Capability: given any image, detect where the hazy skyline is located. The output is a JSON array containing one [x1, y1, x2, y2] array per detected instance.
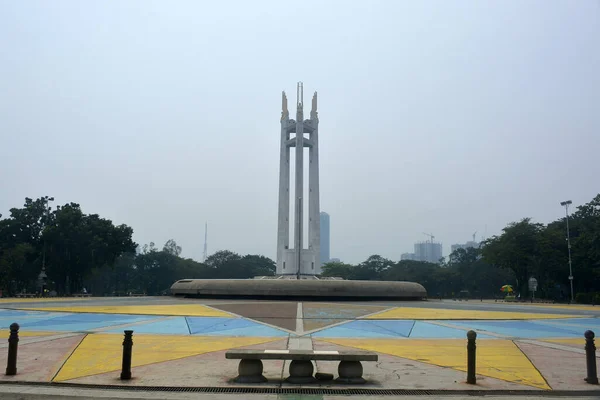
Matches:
[[1, 1, 599, 264]]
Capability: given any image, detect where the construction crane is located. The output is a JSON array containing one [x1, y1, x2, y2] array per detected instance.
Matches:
[[422, 232, 435, 263], [422, 232, 435, 243]]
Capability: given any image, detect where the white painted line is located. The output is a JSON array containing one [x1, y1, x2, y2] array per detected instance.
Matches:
[[313, 350, 338, 354], [265, 349, 289, 354], [296, 302, 304, 334], [518, 339, 587, 355], [91, 315, 177, 333], [425, 320, 510, 339], [287, 337, 313, 350]]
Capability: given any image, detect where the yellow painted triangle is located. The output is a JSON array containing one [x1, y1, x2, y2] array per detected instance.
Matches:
[[321, 338, 550, 390], [54, 333, 278, 381], [366, 307, 579, 320], [21, 304, 232, 317], [0, 297, 93, 303]]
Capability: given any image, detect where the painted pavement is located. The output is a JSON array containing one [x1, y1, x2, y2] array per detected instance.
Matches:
[[0, 298, 598, 391]]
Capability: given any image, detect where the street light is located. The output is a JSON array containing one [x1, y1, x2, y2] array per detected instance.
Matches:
[[560, 200, 573, 303], [41, 197, 54, 272], [37, 268, 48, 296]]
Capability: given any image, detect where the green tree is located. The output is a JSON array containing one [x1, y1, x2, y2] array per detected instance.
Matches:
[[134, 250, 181, 295], [569, 195, 600, 293], [352, 255, 393, 280], [44, 203, 136, 294], [481, 218, 544, 297], [241, 254, 276, 277], [205, 250, 242, 277], [0, 243, 36, 293], [163, 239, 182, 257], [321, 262, 355, 279], [0, 196, 55, 293]]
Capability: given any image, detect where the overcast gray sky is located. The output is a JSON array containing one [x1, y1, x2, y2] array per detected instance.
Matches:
[[1, 0, 599, 264]]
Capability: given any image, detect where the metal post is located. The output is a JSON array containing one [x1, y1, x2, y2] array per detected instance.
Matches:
[[41, 197, 54, 274], [467, 330, 477, 384], [585, 330, 598, 384], [561, 201, 574, 303], [120, 330, 133, 380], [566, 211, 574, 304], [6, 323, 19, 376]]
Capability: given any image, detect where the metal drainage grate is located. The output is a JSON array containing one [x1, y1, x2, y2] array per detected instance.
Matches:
[[0, 381, 599, 396]]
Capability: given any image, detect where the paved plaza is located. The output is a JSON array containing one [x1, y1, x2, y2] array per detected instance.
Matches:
[[0, 296, 599, 396]]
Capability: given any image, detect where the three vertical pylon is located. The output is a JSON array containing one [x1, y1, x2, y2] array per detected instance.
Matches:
[[276, 83, 320, 277]]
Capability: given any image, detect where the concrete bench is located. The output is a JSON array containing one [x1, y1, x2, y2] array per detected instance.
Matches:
[[226, 349, 378, 384], [15, 294, 37, 298]]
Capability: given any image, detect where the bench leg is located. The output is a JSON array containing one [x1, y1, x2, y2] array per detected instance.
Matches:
[[285, 360, 317, 384], [336, 361, 366, 384], [234, 359, 267, 383]]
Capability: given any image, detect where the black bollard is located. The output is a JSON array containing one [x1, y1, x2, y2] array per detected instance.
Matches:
[[6, 323, 20, 376], [467, 330, 477, 384], [120, 330, 133, 380], [584, 330, 598, 384]]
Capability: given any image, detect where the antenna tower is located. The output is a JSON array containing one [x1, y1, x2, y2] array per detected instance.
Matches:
[[203, 222, 208, 262]]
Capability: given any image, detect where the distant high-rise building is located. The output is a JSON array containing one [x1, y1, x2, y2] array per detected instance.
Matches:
[[450, 241, 479, 253], [320, 212, 330, 265], [414, 241, 443, 264], [401, 253, 416, 261]]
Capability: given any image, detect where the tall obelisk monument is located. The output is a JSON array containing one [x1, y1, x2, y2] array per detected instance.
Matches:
[[276, 83, 320, 277]]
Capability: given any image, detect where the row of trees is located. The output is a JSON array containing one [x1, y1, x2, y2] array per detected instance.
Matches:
[[0, 197, 276, 296], [321, 249, 515, 299], [482, 194, 600, 300], [1, 194, 599, 300], [0, 197, 136, 295], [85, 245, 276, 296], [322, 194, 600, 301]]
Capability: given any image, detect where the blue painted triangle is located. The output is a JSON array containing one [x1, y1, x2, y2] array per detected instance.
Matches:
[[0, 311, 68, 329], [533, 318, 600, 331], [333, 320, 407, 337], [20, 313, 158, 332], [105, 317, 190, 335], [367, 320, 415, 337], [187, 317, 287, 336], [191, 323, 288, 337], [450, 320, 580, 338], [187, 317, 255, 334], [408, 322, 489, 339], [312, 325, 400, 338]]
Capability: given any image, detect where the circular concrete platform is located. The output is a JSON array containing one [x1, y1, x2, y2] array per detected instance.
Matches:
[[169, 279, 427, 300]]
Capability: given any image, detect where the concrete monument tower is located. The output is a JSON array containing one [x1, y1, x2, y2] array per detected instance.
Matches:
[[276, 83, 320, 277]]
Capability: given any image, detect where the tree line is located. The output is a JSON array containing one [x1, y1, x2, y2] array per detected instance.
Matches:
[[323, 194, 600, 302], [1, 194, 599, 301], [0, 197, 275, 296], [321, 250, 515, 299]]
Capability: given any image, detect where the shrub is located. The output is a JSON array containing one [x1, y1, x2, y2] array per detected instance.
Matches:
[[576, 292, 600, 304]]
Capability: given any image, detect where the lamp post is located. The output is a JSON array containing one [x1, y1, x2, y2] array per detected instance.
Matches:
[[560, 200, 574, 304], [40, 197, 53, 297], [41, 197, 54, 273], [38, 268, 48, 296]]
